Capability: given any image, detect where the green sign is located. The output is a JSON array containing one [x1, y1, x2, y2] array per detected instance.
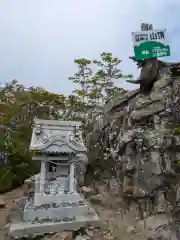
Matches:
[[131, 29, 170, 60]]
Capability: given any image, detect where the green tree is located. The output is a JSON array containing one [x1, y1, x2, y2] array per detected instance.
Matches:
[[0, 80, 67, 192], [92, 52, 132, 103], [68, 53, 132, 139], [69, 58, 93, 114], [69, 52, 132, 119]]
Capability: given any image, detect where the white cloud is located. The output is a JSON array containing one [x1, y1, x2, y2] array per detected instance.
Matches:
[[0, 0, 179, 94]]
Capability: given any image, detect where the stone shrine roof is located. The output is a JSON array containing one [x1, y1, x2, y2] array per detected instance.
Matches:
[[29, 118, 87, 153]]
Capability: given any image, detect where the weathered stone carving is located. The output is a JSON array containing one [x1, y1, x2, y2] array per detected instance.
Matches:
[[126, 56, 180, 94], [73, 153, 88, 186]]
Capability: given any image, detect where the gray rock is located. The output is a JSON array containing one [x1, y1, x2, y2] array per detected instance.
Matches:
[[130, 101, 165, 119], [85, 229, 94, 237], [86, 72, 180, 235]]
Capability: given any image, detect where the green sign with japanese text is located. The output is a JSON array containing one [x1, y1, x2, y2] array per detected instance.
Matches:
[[131, 29, 170, 60]]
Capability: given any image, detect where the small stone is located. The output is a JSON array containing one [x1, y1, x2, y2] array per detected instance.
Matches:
[[81, 186, 94, 198], [81, 186, 93, 193], [0, 198, 6, 208], [126, 226, 137, 234], [4, 223, 10, 229], [86, 229, 94, 237], [83, 235, 91, 240], [75, 235, 87, 240]]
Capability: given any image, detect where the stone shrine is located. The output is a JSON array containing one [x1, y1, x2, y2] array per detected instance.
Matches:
[[9, 118, 99, 238]]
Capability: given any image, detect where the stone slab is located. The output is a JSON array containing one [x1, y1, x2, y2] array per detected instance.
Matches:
[[23, 204, 89, 221], [34, 192, 85, 205], [9, 212, 99, 238]]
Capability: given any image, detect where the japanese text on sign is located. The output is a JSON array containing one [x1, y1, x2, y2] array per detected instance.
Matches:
[[134, 31, 165, 42]]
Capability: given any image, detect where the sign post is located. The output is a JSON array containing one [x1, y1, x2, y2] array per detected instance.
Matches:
[[131, 23, 170, 60]]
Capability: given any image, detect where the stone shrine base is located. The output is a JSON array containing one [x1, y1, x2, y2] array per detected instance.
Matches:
[[23, 193, 91, 222], [8, 196, 99, 239], [9, 211, 99, 239]]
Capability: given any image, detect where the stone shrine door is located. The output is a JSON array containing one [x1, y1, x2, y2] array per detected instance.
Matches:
[[44, 161, 69, 194]]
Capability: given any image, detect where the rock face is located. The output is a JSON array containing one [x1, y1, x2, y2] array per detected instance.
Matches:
[[86, 66, 180, 238]]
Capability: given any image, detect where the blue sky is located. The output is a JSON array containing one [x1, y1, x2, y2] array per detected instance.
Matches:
[[0, 0, 180, 95]]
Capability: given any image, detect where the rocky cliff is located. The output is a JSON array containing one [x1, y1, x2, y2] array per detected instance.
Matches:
[[86, 63, 180, 239]]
